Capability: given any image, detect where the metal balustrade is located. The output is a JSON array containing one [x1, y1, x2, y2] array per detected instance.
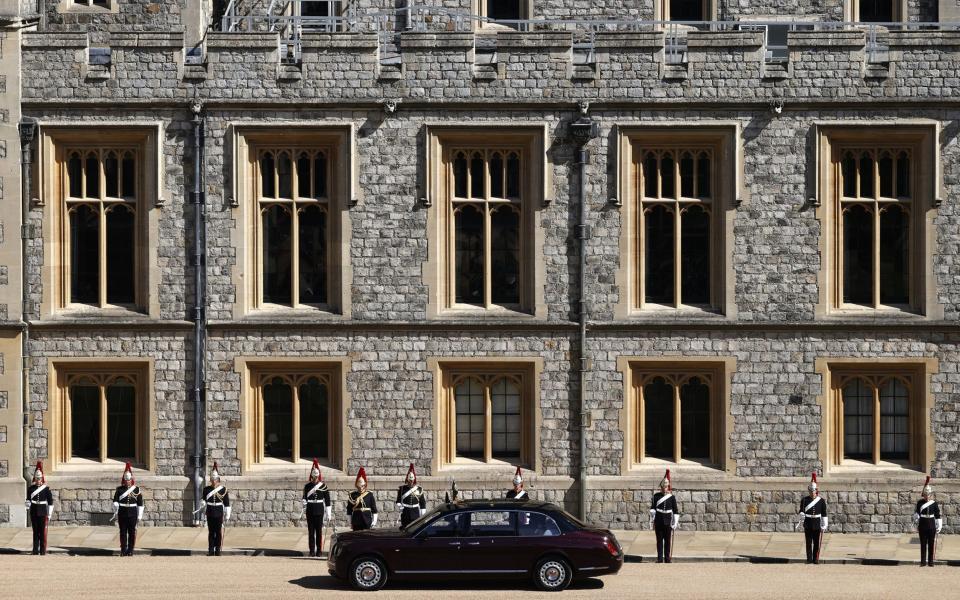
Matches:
[[219, 1, 960, 67]]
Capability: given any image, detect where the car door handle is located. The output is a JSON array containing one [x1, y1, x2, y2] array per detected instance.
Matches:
[[448, 542, 461, 546], [466, 542, 481, 546]]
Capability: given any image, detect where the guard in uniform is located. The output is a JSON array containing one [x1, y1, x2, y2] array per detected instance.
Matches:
[[112, 462, 144, 556], [396, 463, 426, 528], [202, 462, 232, 556], [302, 459, 331, 557], [346, 467, 378, 531], [505, 467, 529, 500], [913, 475, 943, 567], [649, 469, 679, 564], [25, 462, 54, 555], [796, 472, 828, 564]]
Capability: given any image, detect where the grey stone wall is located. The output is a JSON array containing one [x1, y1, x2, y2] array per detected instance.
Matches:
[[43, 0, 186, 32]]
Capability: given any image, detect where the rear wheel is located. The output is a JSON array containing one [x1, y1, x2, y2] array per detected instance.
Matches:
[[349, 556, 388, 591], [533, 556, 572, 591]]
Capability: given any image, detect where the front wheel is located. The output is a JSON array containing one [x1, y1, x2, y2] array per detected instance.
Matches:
[[349, 557, 388, 591], [533, 556, 572, 591]]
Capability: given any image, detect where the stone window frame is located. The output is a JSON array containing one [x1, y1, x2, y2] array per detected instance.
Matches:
[[814, 124, 941, 319], [617, 356, 735, 474], [845, 0, 907, 23], [59, 0, 118, 13], [655, 0, 718, 21], [37, 125, 163, 319], [45, 359, 155, 474], [232, 125, 357, 319], [429, 357, 543, 474], [474, 0, 533, 26], [235, 357, 352, 474], [815, 357, 936, 474], [423, 125, 550, 320], [615, 124, 739, 319]]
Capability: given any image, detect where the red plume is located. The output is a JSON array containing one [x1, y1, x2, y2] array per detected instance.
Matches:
[[406, 463, 417, 483], [811, 472, 817, 483], [34, 461, 45, 484], [664, 469, 671, 491], [311, 458, 321, 480], [121, 461, 134, 485], [924, 475, 931, 486], [355, 467, 367, 487]]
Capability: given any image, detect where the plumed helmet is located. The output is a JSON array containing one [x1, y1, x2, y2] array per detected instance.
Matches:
[[405, 463, 417, 485], [355, 467, 367, 490], [121, 461, 134, 485], [210, 462, 221, 482], [808, 472, 818, 493], [922, 475, 933, 496], [512, 467, 523, 487], [33, 461, 44, 484], [659, 469, 671, 491], [310, 458, 321, 480]]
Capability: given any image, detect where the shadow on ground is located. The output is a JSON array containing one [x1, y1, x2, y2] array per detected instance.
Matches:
[[289, 575, 606, 592]]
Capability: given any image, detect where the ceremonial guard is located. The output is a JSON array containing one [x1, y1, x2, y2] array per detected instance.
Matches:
[[25, 462, 54, 556], [913, 475, 943, 567], [649, 469, 679, 564], [395, 463, 426, 528], [112, 462, 144, 556], [302, 459, 332, 557], [201, 462, 232, 556], [796, 472, 828, 564], [346, 467, 378, 531], [505, 467, 529, 500]]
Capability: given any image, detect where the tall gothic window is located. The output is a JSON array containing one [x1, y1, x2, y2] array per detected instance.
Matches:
[[64, 148, 139, 308], [254, 371, 336, 464], [834, 371, 917, 465], [634, 370, 715, 464]]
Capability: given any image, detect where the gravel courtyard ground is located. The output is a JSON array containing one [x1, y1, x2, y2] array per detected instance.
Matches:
[[0, 555, 953, 599]]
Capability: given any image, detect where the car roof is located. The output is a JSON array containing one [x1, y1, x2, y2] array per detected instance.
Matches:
[[436, 499, 562, 513]]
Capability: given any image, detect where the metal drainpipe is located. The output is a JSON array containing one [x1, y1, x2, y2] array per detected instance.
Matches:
[[190, 102, 207, 525], [18, 118, 37, 489], [569, 105, 599, 520]]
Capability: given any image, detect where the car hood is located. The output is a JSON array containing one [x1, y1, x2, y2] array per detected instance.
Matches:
[[334, 527, 411, 541]]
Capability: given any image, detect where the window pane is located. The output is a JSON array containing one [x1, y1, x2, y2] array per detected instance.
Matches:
[[104, 152, 119, 198], [878, 153, 893, 198], [842, 153, 857, 198], [70, 204, 100, 305], [454, 205, 484, 305], [314, 153, 328, 198], [859, 0, 893, 22], [70, 385, 100, 459], [896, 152, 910, 198], [842, 205, 873, 305], [106, 382, 136, 460], [843, 379, 873, 460], [670, 0, 705, 21], [679, 153, 694, 198], [455, 378, 485, 458], [470, 153, 484, 199], [489, 152, 504, 199], [696, 152, 711, 199], [643, 153, 658, 198], [469, 511, 516, 536], [680, 205, 710, 305], [278, 152, 293, 199], [297, 153, 312, 199], [660, 154, 675, 199], [643, 378, 673, 459], [106, 206, 136, 304], [680, 377, 710, 459], [488, 0, 521, 20], [518, 512, 562, 537], [879, 205, 909, 305], [260, 153, 276, 198], [263, 379, 293, 459], [262, 205, 293, 305], [302, 0, 329, 16], [644, 205, 675, 304], [859, 154, 874, 198], [85, 153, 100, 198], [68, 153, 83, 198], [298, 205, 327, 304], [506, 152, 521, 199], [453, 153, 468, 198], [299, 377, 329, 460], [121, 153, 136, 198], [879, 378, 909, 460], [491, 207, 520, 305], [491, 378, 521, 459]]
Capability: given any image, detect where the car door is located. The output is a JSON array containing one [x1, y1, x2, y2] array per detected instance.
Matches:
[[514, 510, 565, 566], [460, 510, 525, 575], [391, 513, 467, 576]]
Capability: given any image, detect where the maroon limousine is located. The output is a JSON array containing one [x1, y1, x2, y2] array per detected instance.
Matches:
[[327, 499, 624, 591]]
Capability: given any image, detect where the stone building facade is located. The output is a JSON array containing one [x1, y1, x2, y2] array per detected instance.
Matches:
[[0, 0, 957, 533]]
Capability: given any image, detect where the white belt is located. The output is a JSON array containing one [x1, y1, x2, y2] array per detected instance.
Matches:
[[118, 503, 137, 507], [306, 500, 326, 504], [655, 509, 673, 514], [920, 515, 936, 518], [207, 502, 224, 507], [400, 503, 420, 508], [31, 500, 48, 505], [804, 514, 820, 518]]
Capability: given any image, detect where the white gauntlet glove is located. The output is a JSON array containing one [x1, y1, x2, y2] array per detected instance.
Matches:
[[671, 514, 679, 530], [419, 508, 426, 517], [913, 513, 920, 527], [936, 518, 943, 534], [112, 501, 120, 512], [820, 516, 829, 531], [325, 506, 332, 520], [137, 506, 144, 521], [47, 505, 54, 520], [648, 509, 656, 530], [224, 506, 232, 521], [371, 514, 378, 527]]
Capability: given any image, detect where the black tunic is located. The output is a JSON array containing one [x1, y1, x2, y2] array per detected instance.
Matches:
[[26, 484, 54, 518], [650, 492, 680, 527], [347, 490, 378, 530], [395, 484, 426, 526], [302, 481, 331, 516], [505, 489, 530, 500], [915, 499, 941, 530], [113, 485, 143, 517], [798, 494, 827, 530], [202, 485, 231, 520]]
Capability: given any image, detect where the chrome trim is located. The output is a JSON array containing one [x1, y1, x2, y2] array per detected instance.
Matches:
[[395, 569, 527, 574]]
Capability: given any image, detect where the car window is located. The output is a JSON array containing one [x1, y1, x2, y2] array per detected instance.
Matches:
[[468, 511, 517, 537], [517, 512, 561, 537], [420, 514, 466, 539]]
